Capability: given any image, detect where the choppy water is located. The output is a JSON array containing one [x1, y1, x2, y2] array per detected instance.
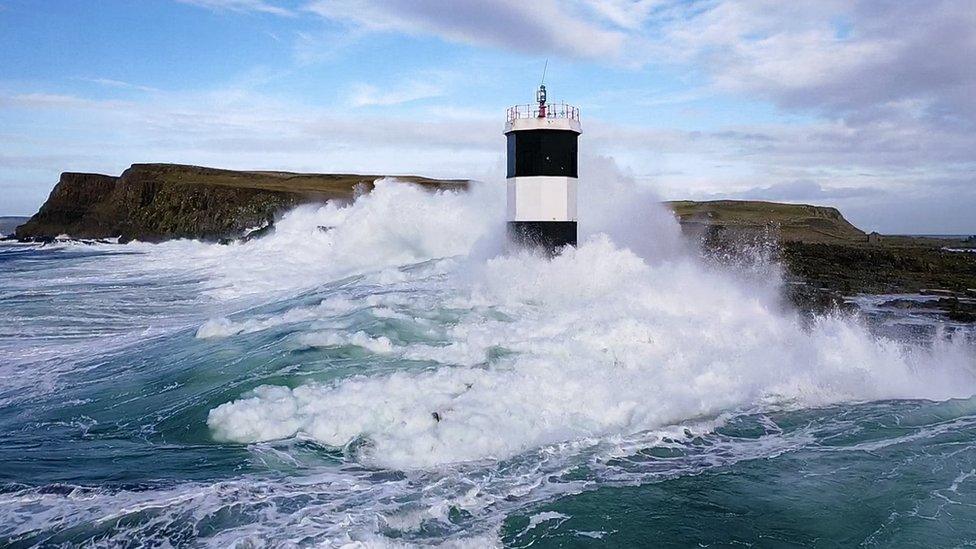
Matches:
[[1, 179, 975, 547]]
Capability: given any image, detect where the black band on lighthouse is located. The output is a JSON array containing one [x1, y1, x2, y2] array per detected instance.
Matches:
[[506, 130, 578, 178], [508, 221, 578, 253]]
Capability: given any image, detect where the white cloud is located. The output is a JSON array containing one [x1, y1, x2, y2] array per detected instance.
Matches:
[[719, 180, 883, 202], [657, 0, 976, 124], [297, 0, 975, 138], [4, 82, 976, 232], [577, 0, 662, 30], [0, 87, 497, 171], [176, 0, 295, 16], [5, 93, 132, 110], [6, 0, 976, 231], [348, 80, 444, 107], [305, 0, 627, 59], [81, 78, 160, 93]]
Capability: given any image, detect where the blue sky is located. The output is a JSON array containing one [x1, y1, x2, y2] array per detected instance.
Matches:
[[1, 0, 974, 232]]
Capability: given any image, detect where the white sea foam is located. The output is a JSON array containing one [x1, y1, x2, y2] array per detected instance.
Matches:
[[127, 178, 504, 300], [0, 472, 507, 547], [195, 295, 378, 338], [208, 238, 974, 468], [205, 172, 976, 469], [298, 330, 397, 354], [0, 413, 830, 547]]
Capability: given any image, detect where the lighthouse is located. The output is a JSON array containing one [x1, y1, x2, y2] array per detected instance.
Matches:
[[505, 84, 581, 253]]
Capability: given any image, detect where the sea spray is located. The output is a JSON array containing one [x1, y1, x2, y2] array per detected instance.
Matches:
[[201, 173, 976, 469], [129, 178, 505, 300]]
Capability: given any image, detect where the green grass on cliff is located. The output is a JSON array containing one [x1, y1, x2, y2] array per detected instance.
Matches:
[[666, 199, 867, 243], [133, 163, 468, 199]]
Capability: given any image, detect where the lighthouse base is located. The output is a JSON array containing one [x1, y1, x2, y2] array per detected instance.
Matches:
[[507, 221, 577, 254]]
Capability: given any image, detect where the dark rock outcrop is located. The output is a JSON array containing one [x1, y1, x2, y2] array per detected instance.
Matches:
[[16, 164, 468, 243], [781, 241, 976, 295]]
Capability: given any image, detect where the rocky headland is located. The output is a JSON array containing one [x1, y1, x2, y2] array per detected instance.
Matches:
[[668, 200, 976, 321], [14, 164, 467, 243]]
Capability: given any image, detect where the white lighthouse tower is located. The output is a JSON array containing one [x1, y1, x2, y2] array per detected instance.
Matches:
[[505, 84, 581, 253]]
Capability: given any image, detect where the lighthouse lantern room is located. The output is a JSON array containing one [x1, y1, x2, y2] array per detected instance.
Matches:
[[505, 84, 581, 253]]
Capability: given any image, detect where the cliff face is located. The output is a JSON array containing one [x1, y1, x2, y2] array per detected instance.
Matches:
[[16, 164, 468, 242], [16, 173, 120, 239]]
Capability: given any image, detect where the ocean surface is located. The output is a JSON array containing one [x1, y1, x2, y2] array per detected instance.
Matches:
[[2, 180, 975, 547]]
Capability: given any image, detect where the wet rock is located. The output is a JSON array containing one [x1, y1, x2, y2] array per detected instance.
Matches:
[[948, 310, 976, 323], [675, 202, 976, 320], [920, 289, 958, 297], [870, 296, 976, 323], [784, 283, 856, 316]]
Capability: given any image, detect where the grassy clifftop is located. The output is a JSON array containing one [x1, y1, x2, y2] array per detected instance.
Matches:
[[131, 164, 468, 196], [667, 200, 867, 243]]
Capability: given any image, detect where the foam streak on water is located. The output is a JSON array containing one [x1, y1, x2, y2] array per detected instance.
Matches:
[[1, 176, 975, 546]]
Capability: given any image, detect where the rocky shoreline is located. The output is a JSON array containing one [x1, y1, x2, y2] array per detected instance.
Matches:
[[780, 242, 976, 322]]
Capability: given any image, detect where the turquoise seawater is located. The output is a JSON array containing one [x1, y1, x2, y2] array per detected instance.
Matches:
[[2, 184, 975, 547]]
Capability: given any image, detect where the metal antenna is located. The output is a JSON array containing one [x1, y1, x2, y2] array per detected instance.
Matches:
[[540, 59, 548, 86]]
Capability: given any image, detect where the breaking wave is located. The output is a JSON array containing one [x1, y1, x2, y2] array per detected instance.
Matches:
[[192, 173, 976, 469], [205, 236, 974, 469]]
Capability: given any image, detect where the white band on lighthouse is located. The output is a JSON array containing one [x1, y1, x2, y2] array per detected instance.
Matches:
[[506, 176, 577, 222]]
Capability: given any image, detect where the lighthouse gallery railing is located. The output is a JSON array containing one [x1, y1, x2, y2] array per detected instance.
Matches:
[[506, 103, 580, 123]]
